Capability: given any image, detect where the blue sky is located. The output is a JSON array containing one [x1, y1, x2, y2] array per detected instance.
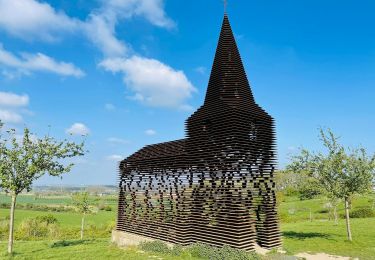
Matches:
[[0, 0, 374, 185]]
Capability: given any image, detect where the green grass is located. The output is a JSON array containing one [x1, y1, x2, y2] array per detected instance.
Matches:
[[282, 218, 375, 260], [1, 194, 374, 259], [0, 208, 115, 228], [0, 239, 201, 260], [278, 195, 374, 222]]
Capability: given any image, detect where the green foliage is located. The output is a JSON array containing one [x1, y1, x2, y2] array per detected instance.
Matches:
[[348, 207, 375, 218], [187, 243, 260, 260], [72, 192, 91, 214], [0, 202, 76, 213], [276, 170, 321, 199], [16, 216, 60, 239], [36, 214, 58, 224], [139, 240, 171, 254], [0, 124, 86, 195], [288, 128, 375, 203]]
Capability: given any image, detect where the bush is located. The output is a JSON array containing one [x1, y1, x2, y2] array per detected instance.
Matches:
[[187, 243, 260, 260], [139, 240, 170, 254], [36, 214, 58, 225], [104, 205, 112, 211], [16, 216, 60, 239], [349, 208, 375, 218]]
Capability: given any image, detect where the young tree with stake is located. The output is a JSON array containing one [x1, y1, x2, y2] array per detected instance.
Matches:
[[289, 128, 375, 241], [0, 122, 86, 254], [72, 191, 91, 240]]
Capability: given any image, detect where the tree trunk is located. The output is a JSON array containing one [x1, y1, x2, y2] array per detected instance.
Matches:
[[8, 194, 17, 254], [333, 205, 338, 225], [345, 198, 352, 241], [80, 214, 85, 240]]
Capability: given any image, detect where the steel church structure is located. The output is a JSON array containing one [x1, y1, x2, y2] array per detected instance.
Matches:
[[116, 14, 281, 251]]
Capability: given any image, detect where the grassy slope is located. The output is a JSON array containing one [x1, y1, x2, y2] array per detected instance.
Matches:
[[0, 239, 200, 260]]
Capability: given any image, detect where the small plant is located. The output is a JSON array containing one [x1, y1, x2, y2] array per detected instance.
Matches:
[[187, 243, 260, 260], [36, 214, 58, 225], [139, 240, 170, 254]]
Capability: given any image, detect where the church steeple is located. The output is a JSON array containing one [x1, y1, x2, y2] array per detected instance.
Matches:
[[204, 14, 255, 108]]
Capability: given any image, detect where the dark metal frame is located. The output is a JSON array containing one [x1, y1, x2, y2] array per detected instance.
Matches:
[[116, 14, 281, 250]]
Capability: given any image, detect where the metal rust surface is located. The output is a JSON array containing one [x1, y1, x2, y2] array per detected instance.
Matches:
[[116, 14, 281, 250]]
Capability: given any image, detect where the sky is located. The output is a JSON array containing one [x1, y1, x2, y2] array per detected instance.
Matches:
[[0, 0, 374, 186]]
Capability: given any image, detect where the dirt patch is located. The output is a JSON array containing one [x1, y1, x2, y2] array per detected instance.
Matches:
[[296, 252, 355, 260]]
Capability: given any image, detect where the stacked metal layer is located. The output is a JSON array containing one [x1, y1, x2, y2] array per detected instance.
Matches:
[[116, 14, 281, 250]]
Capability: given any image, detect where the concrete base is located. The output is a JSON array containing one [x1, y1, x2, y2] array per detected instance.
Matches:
[[111, 230, 174, 248], [111, 230, 278, 255]]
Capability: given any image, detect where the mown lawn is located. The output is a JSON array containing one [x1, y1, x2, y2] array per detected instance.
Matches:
[[282, 218, 375, 260], [0, 239, 201, 260]]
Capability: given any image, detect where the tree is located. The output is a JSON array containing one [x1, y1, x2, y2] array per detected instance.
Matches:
[[288, 128, 375, 241], [72, 192, 91, 239], [0, 122, 85, 254]]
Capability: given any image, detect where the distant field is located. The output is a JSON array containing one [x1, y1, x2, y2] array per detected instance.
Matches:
[[0, 194, 118, 206], [0, 208, 115, 228]]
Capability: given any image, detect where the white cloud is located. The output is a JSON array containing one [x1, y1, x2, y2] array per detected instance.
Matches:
[[66, 123, 90, 136], [0, 91, 32, 124], [0, 0, 80, 41], [84, 14, 128, 57], [83, 0, 174, 57], [194, 66, 206, 75], [0, 109, 23, 123], [0, 92, 29, 107], [100, 0, 175, 29], [105, 103, 116, 111], [106, 154, 123, 161], [145, 129, 156, 136], [0, 44, 84, 77], [107, 137, 129, 145], [100, 56, 196, 108]]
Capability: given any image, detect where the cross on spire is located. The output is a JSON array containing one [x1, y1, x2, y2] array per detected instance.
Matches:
[[223, 0, 228, 13]]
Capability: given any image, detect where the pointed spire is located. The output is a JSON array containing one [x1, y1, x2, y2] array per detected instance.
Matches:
[[204, 14, 255, 108]]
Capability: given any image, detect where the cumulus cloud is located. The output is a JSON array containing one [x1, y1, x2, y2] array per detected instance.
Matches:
[[66, 123, 90, 136], [0, 0, 174, 55], [100, 56, 196, 108], [144, 129, 156, 136], [0, 109, 23, 123], [106, 154, 123, 161], [107, 137, 129, 145], [0, 44, 84, 77], [84, 14, 128, 57], [0, 0, 80, 41], [0, 91, 32, 124], [83, 0, 174, 57], [0, 0, 195, 109], [0, 92, 29, 107]]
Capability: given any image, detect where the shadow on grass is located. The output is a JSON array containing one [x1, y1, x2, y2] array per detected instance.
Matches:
[[49, 239, 91, 248], [283, 231, 332, 240]]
